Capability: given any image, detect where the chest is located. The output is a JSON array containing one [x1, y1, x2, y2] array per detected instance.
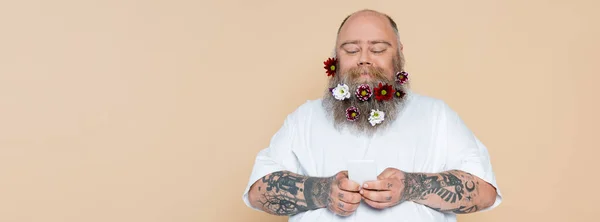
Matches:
[[293, 114, 447, 177]]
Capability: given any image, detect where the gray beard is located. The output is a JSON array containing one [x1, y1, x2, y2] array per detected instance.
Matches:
[[322, 68, 409, 137]]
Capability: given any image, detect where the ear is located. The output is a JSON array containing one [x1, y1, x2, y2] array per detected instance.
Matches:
[[399, 43, 404, 51]]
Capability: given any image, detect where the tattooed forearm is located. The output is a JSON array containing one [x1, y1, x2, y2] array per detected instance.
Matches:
[[402, 171, 466, 204], [303, 176, 334, 209], [256, 172, 309, 215], [248, 171, 333, 216], [401, 170, 494, 214]]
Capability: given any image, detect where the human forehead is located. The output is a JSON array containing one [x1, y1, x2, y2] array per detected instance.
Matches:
[[336, 13, 397, 47]]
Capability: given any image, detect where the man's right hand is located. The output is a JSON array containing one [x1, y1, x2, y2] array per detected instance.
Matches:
[[248, 170, 362, 216], [326, 171, 362, 216]]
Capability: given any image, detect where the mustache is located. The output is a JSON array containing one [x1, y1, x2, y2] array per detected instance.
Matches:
[[342, 66, 390, 83]]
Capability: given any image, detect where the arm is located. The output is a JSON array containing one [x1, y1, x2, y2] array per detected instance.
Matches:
[[401, 169, 497, 213], [247, 171, 331, 215], [247, 170, 361, 216], [360, 168, 497, 214]]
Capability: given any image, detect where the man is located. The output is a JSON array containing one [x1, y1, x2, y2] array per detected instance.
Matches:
[[242, 9, 502, 221]]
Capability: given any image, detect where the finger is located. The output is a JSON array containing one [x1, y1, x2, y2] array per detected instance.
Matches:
[[377, 167, 399, 180], [362, 179, 394, 191], [336, 171, 349, 180], [336, 210, 352, 217], [360, 189, 394, 203], [338, 177, 361, 192], [337, 190, 362, 204], [335, 201, 359, 215], [336, 208, 354, 217], [332, 206, 351, 217], [345, 201, 359, 213], [363, 198, 391, 210]]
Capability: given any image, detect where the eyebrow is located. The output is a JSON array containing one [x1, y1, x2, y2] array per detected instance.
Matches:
[[339, 40, 393, 48]]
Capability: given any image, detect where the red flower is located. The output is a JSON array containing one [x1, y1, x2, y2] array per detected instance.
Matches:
[[346, 106, 360, 121], [374, 82, 395, 101], [323, 57, 337, 77], [396, 71, 409, 84], [355, 84, 372, 101]]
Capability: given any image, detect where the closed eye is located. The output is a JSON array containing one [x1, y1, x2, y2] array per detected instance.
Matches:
[[372, 49, 387, 54]]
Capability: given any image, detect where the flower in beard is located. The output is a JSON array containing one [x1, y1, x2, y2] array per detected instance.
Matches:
[[332, 84, 351, 101], [374, 82, 395, 101], [368, 109, 385, 126], [345, 106, 360, 121], [323, 57, 337, 77], [355, 84, 372, 101], [395, 88, 405, 98], [396, 71, 409, 85]]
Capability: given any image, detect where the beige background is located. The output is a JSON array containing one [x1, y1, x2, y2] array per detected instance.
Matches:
[[1, 0, 598, 221]]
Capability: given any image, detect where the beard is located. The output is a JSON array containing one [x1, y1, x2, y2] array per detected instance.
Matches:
[[322, 61, 409, 137]]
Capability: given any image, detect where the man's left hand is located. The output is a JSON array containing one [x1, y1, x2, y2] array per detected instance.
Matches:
[[360, 167, 407, 209]]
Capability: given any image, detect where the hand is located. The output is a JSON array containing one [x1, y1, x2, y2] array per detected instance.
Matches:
[[326, 171, 362, 216], [360, 167, 407, 209]]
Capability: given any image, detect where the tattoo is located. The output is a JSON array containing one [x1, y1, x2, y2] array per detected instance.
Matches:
[[338, 193, 344, 199], [430, 205, 478, 214], [465, 181, 475, 192], [387, 183, 393, 189], [455, 205, 478, 214], [253, 171, 335, 216], [263, 172, 305, 195], [303, 176, 333, 209], [258, 172, 309, 215], [402, 172, 464, 203], [386, 196, 392, 201], [448, 205, 479, 214], [338, 202, 344, 208], [402, 170, 481, 214]]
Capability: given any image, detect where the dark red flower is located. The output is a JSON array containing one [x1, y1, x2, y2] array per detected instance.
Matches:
[[323, 57, 337, 77], [395, 88, 405, 98], [346, 106, 360, 121], [396, 71, 409, 85], [374, 83, 395, 101], [355, 84, 372, 101]]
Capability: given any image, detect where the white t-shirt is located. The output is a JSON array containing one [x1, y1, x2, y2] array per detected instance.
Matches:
[[242, 92, 502, 222]]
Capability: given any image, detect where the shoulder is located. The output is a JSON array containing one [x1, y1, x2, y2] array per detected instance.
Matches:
[[299, 98, 324, 111], [282, 98, 324, 123]]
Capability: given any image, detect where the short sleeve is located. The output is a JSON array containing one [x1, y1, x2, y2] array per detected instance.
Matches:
[[442, 103, 503, 212], [241, 110, 303, 211]]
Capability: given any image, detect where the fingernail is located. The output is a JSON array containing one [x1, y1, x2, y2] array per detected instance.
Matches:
[[363, 184, 368, 188], [360, 190, 363, 194]]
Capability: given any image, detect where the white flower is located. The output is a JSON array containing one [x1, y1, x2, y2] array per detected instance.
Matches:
[[368, 109, 385, 126], [332, 84, 351, 101]]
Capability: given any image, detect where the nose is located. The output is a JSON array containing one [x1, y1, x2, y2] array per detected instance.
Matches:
[[357, 51, 372, 66], [358, 60, 372, 66]]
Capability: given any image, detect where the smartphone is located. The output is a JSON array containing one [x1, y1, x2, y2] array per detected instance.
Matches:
[[347, 159, 378, 185]]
